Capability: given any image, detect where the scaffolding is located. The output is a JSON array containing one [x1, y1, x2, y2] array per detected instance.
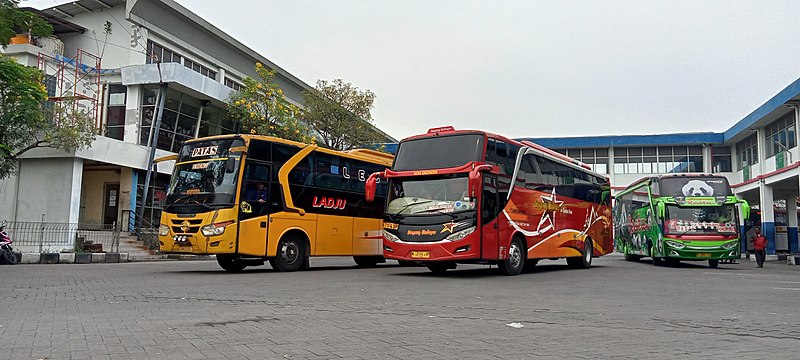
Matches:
[[37, 49, 102, 130]]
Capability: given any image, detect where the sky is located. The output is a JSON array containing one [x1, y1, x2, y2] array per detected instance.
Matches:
[[24, 0, 800, 141]]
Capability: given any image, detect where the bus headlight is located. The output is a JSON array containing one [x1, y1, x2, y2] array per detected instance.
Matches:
[[445, 226, 476, 242], [665, 240, 685, 249], [383, 230, 401, 242], [722, 241, 738, 250], [200, 220, 234, 237], [159, 224, 170, 236]]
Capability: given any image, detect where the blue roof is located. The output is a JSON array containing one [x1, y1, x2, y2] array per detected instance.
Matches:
[[520, 132, 724, 148], [723, 77, 800, 141]]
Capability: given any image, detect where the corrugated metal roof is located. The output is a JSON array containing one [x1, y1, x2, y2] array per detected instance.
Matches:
[[41, 0, 126, 18]]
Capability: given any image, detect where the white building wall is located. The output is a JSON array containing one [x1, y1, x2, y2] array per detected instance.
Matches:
[[57, 6, 141, 70]]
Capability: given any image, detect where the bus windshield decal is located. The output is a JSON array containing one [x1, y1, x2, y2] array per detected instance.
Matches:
[[191, 146, 219, 157]]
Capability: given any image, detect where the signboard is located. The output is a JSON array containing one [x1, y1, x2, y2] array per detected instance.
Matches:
[[776, 152, 785, 169]]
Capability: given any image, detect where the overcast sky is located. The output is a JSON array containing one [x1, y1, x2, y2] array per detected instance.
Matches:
[[26, 0, 800, 141]]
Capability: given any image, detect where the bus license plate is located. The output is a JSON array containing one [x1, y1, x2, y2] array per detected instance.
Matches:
[[411, 251, 430, 259], [696, 253, 712, 258]]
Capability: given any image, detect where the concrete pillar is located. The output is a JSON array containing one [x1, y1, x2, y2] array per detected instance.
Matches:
[[703, 144, 712, 173], [759, 183, 776, 254], [787, 197, 798, 253], [756, 127, 767, 176], [608, 146, 616, 188], [124, 85, 142, 144]]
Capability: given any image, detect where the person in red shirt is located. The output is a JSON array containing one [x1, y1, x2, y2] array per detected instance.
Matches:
[[750, 227, 767, 268]]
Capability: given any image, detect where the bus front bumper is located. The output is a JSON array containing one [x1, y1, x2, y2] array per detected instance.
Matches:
[[664, 246, 739, 260], [383, 237, 480, 262]]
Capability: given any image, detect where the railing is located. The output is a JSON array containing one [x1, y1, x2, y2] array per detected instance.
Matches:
[[3, 220, 119, 253], [121, 210, 160, 250]]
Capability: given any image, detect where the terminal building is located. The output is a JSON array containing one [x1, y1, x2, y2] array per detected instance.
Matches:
[[0, 0, 394, 247], [522, 79, 800, 256]]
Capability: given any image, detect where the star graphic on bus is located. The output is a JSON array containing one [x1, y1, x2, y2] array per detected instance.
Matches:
[[441, 221, 457, 234], [536, 187, 563, 233]]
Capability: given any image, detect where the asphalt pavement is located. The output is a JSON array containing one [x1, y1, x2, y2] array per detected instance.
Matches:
[[1, 254, 799, 359]]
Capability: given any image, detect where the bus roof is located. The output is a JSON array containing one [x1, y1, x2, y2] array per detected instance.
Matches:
[[183, 134, 394, 166], [401, 126, 603, 178]]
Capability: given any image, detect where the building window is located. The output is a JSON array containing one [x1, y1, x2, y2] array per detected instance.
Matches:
[[558, 148, 609, 174], [612, 146, 702, 174], [139, 86, 236, 152], [225, 77, 243, 92], [712, 146, 732, 173], [104, 84, 126, 140], [135, 171, 169, 227], [184, 59, 217, 80], [145, 40, 182, 64], [765, 111, 797, 158], [736, 134, 758, 170]]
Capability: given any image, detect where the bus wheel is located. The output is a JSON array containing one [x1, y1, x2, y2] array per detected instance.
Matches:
[[708, 259, 719, 268], [499, 238, 526, 275], [624, 253, 641, 262], [523, 259, 539, 273], [567, 239, 593, 269], [216, 254, 246, 272], [427, 263, 454, 274], [353, 256, 382, 267], [272, 235, 306, 272]]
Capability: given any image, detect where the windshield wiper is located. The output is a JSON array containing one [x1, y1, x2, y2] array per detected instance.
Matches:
[[389, 200, 433, 221], [165, 194, 195, 208]]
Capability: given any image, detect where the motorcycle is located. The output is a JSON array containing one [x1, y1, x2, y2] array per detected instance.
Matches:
[[0, 220, 18, 265]]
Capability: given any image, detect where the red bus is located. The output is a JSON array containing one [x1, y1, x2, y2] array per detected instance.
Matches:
[[365, 126, 613, 275]]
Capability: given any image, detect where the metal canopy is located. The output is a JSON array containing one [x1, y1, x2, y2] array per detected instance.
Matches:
[[40, 0, 126, 18]]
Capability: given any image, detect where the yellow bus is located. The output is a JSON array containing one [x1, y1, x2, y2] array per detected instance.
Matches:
[[155, 134, 393, 272]]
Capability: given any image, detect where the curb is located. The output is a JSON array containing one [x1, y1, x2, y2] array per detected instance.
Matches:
[[8, 252, 132, 264], [5, 252, 216, 264]]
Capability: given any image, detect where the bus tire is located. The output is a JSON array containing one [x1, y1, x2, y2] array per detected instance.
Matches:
[[708, 259, 719, 268], [567, 239, 593, 269], [624, 253, 641, 262], [499, 237, 526, 275], [271, 234, 306, 272], [354, 256, 382, 267], [427, 263, 454, 274], [523, 259, 539, 272], [216, 254, 246, 272]]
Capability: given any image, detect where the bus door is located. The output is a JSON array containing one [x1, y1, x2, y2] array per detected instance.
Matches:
[[481, 174, 508, 260], [237, 160, 272, 256]]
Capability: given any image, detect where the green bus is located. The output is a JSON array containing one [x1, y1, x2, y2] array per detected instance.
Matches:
[[613, 174, 750, 268]]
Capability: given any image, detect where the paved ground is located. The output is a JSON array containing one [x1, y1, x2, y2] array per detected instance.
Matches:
[[1, 255, 799, 360]]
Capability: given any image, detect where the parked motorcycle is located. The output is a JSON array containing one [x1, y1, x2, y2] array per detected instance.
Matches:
[[0, 220, 18, 265]]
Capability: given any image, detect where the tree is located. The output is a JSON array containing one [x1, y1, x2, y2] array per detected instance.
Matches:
[[0, 55, 96, 179], [227, 62, 312, 143], [301, 79, 380, 150], [0, 0, 53, 47]]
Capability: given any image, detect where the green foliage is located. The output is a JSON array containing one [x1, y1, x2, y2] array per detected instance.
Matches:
[[0, 0, 53, 47], [226, 62, 312, 144], [0, 55, 96, 178], [301, 79, 380, 150]]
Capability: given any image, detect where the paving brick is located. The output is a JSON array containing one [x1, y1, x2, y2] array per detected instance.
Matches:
[[2, 257, 800, 359]]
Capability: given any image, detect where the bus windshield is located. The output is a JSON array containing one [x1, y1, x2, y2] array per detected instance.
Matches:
[[664, 204, 737, 235], [165, 139, 243, 210], [393, 134, 484, 170], [386, 174, 476, 216]]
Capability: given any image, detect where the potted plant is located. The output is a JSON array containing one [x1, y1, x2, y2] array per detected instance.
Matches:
[[9, 10, 52, 45]]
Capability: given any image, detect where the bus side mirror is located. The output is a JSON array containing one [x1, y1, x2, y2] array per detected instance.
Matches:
[[656, 202, 665, 219], [741, 201, 751, 220], [365, 172, 380, 203], [468, 164, 493, 198], [225, 157, 237, 173]]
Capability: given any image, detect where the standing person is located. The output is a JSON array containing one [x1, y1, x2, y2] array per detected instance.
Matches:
[[750, 227, 767, 268]]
